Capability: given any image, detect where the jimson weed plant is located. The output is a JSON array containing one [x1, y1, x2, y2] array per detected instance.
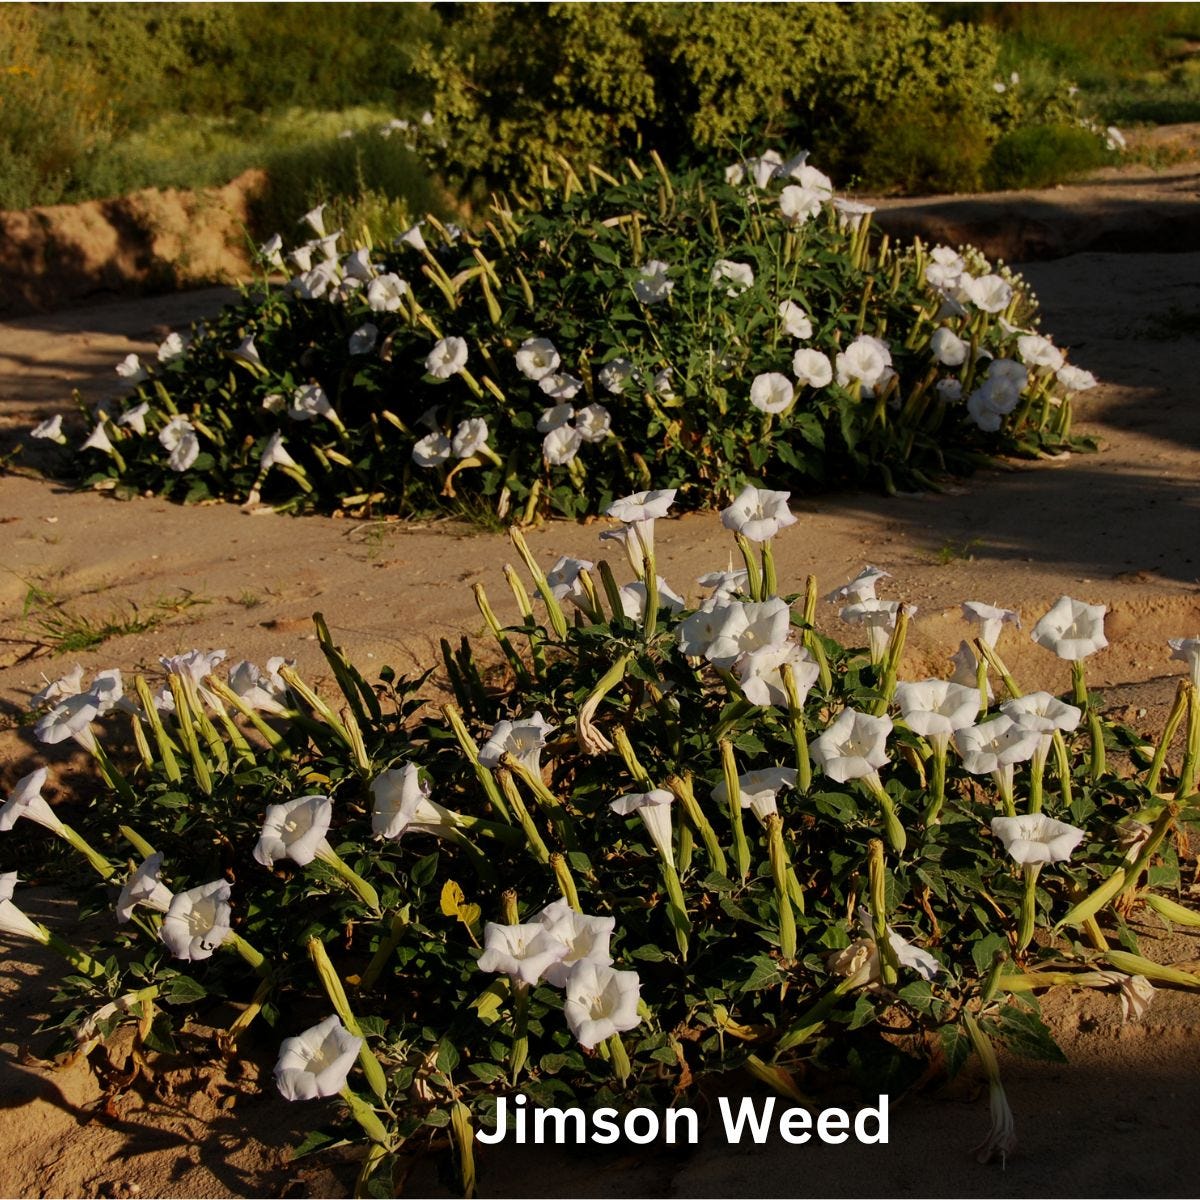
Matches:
[[5, 491, 1198, 1195], [36, 151, 1097, 522]]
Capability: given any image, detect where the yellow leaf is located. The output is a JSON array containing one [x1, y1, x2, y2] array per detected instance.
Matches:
[[440, 880, 466, 917], [470, 979, 509, 1024]]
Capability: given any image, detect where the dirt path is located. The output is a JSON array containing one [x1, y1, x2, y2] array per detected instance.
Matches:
[[0, 177, 1198, 1197]]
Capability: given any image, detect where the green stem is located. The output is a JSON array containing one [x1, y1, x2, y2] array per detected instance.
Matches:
[[510, 981, 530, 1085], [442, 827, 498, 884], [719, 740, 752, 879], [1071, 660, 1088, 708], [665, 774, 728, 877], [1119, 803, 1177, 901], [1029, 741, 1047, 814], [340, 1086, 392, 1147], [45, 929, 109, 980], [442, 704, 512, 823], [635, 525, 659, 642], [316, 844, 381, 914], [204, 675, 290, 755], [806, 629, 833, 695], [119, 825, 156, 859], [1017, 864, 1040, 952], [1176, 685, 1200, 800], [473, 583, 533, 687], [1147, 680, 1189, 793], [88, 737, 136, 805], [509, 526, 568, 640], [975, 639, 1022, 700], [676, 821, 694, 875], [734, 533, 763, 602], [228, 931, 269, 975], [1053, 730, 1074, 810], [976, 658, 990, 720], [782, 663, 811, 793], [993, 766, 1017, 817], [868, 839, 899, 985], [502, 757, 579, 853], [310, 937, 389, 1104], [1088, 709, 1106, 783], [551, 853, 581, 910], [922, 741, 948, 826], [766, 816, 796, 961], [496, 771, 551, 864], [865, 774, 906, 855], [761, 539, 778, 599], [168, 674, 212, 796], [659, 854, 691, 960], [58, 823, 115, 879]]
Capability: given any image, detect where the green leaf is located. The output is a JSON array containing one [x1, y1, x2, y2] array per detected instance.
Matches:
[[630, 943, 667, 962], [142, 1013, 178, 1055], [991, 1004, 1067, 1063], [292, 1128, 345, 1160], [741, 955, 783, 993], [411, 851, 440, 888], [589, 241, 622, 266], [162, 975, 207, 1005], [897, 980, 937, 1015], [938, 1021, 971, 1078], [357, 1014, 389, 1040], [971, 932, 1008, 978], [469, 1062, 507, 1083], [436, 1038, 461, 1075], [848, 992, 876, 1030]]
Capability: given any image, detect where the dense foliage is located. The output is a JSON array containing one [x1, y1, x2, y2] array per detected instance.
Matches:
[[6, 507, 1200, 1194], [413, 2, 1096, 196], [47, 153, 1097, 522], [2, 2, 1137, 215]]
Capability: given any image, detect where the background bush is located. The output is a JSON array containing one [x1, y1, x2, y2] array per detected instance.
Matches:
[[984, 123, 1114, 191], [2, 3, 1193, 229], [412, 3, 1087, 198]]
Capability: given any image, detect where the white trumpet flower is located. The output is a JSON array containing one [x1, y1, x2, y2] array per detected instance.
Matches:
[[274, 1015, 362, 1101], [160, 880, 232, 961]]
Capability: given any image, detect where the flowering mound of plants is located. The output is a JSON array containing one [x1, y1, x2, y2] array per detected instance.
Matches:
[[38, 151, 1098, 521], [5, 492, 1199, 1195]]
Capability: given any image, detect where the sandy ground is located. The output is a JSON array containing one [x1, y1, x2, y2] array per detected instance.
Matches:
[[0, 168, 1199, 1197]]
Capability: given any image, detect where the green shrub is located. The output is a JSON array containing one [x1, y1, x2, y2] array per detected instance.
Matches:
[[985, 124, 1115, 191], [7, 512, 1199, 1188], [413, 2, 1086, 197], [246, 123, 446, 241], [45, 153, 1096, 522], [855, 104, 993, 196], [0, 7, 115, 209]]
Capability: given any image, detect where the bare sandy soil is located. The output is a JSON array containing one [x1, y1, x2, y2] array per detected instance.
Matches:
[[0, 172, 263, 318], [0, 165, 1198, 1197]]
